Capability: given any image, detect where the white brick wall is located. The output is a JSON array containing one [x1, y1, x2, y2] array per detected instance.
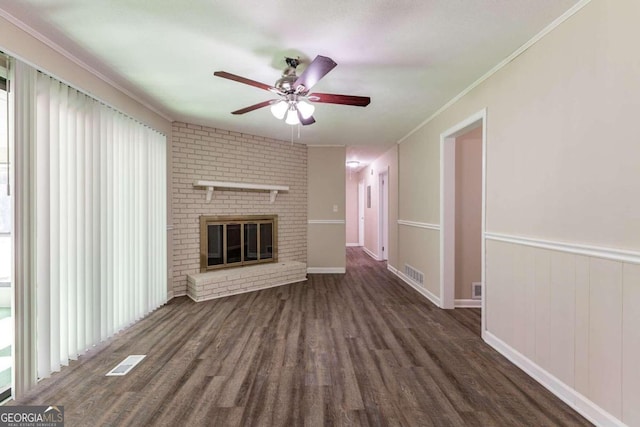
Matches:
[[186, 261, 307, 301], [171, 122, 307, 295]]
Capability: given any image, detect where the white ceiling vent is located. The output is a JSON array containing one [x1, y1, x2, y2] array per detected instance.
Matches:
[[106, 355, 146, 376]]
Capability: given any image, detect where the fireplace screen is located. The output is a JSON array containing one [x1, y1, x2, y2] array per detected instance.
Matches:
[[200, 215, 277, 271]]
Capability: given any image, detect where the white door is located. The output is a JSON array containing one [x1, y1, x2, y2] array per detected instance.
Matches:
[[379, 171, 388, 261], [358, 181, 364, 246]]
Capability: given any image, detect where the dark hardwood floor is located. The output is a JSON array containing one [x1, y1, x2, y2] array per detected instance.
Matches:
[[11, 248, 591, 426]]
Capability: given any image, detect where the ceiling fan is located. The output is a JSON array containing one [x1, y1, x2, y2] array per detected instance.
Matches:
[[213, 55, 370, 126]]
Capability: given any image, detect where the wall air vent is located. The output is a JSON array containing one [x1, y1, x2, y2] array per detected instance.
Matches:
[[404, 264, 424, 285], [472, 282, 482, 300]]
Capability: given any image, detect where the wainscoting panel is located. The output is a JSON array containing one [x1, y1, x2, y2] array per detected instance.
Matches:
[[533, 249, 551, 371], [623, 263, 640, 426], [485, 237, 639, 426], [589, 258, 623, 419], [574, 256, 590, 397], [485, 240, 512, 346], [548, 252, 575, 388], [397, 225, 440, 298], [512, 244, 536, 360]]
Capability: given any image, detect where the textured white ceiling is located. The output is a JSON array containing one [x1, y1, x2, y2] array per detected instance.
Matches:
[[0, 0, 581, 164]]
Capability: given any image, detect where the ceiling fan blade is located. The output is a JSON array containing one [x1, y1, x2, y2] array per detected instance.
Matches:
[[293, 55, 337, 94], [231, 100, 277, 115], [307, 92, 371, 107], [297, 109, 316, 126], [214, 71, 279, 93]]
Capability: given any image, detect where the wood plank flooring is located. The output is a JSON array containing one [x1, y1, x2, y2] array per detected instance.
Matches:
[[10, 248, 591, 426]]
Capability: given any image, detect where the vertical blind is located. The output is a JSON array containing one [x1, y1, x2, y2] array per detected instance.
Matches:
[[12, 58, 38, 397], [34, 72, 166, 378]]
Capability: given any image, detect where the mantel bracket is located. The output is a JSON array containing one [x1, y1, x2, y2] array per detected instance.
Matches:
[[194, 180, 289, 204]]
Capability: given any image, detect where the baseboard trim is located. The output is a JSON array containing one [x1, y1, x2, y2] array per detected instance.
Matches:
[[454, 299, 481, 308], [346, 243, 360, 247], [483, 331, 625, 427], [362, 246, 380, 261], [307, 267, 346, 274], [388, 265, 441, 307]]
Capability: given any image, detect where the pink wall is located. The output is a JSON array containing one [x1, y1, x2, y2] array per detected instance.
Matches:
[[345, 174, 359, 245], [454, 126, 482, 299]]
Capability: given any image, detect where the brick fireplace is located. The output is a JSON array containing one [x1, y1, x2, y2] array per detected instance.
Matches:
[[171, 122, 308, 297]]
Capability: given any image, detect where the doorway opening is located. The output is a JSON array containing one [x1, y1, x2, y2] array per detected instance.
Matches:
[[440, 109, 486, 335]]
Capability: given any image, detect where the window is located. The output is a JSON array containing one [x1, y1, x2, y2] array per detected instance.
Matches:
[[33, 70, 167, 379]]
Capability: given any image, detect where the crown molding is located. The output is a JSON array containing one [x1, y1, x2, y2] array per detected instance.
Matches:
[[397, 0, 593, 145], [0, 8, 174, 123]]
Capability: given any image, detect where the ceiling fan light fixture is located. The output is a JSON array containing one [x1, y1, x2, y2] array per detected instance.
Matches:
[[285, 107, 300, 125], [346, 160, 360, 168], [296, 100, 315, 119], [270, 100, 288, 120]]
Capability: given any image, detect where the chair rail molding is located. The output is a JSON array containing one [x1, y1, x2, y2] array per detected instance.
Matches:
[[485, 232, 640, 265], [397, 219, 440, 231], [307, 219, 345, 225]]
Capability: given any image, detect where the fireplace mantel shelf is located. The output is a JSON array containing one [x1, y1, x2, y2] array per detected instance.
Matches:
[[193, 180, 289, 203]]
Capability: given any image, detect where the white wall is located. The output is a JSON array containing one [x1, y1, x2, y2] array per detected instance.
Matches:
[[345, 173, 359, 246], [396, 1, 640, 425], [307, 146, 346, 273]]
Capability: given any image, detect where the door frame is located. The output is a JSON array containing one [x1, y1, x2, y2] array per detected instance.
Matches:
[[439, 108, 487, 330], [358, 180, 364, 247]]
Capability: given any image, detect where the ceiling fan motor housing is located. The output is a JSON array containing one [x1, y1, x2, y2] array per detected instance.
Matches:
[[275, 74, 297, 92]]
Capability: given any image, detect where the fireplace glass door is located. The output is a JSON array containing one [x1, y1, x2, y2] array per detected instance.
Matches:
[[200, 215, 277, 271], [207, 224, 224, 266]]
